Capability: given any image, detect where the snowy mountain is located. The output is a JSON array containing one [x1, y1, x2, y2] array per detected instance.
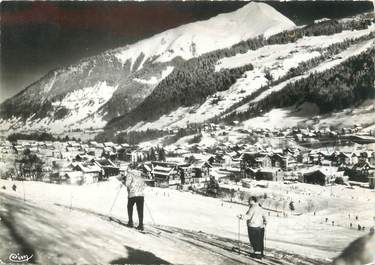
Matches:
[[105, 13, 375, 135], [1, 2, 374, 138], [0, 2, 295, 134]]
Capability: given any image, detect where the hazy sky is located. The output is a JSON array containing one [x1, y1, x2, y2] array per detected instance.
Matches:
[[1, 1, 373, 103]]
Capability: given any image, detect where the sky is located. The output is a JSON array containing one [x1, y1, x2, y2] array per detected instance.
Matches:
[[1, 1, 373, 103]]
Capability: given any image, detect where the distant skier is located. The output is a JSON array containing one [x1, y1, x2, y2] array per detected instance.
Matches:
[[124, 165, 145, 231], [243, 196, 267, 259], [12, 184, 17, 191]]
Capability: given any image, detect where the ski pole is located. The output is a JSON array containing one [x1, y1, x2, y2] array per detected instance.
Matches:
[[22, 180, 26, 201], [264, 227, 266, 252], [145, 200, 156, 226], [238, 215, 241, 254], [109, 184, 123, 215]]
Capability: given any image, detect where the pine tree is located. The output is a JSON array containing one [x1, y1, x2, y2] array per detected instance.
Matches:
[[149, 147, 156, 161], [158, 148, 166, 161]]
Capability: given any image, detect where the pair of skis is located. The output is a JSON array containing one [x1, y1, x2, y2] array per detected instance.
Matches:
[[108, 216, 161, 236]]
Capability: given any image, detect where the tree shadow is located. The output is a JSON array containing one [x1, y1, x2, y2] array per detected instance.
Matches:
[[110, 245, 169, 264]]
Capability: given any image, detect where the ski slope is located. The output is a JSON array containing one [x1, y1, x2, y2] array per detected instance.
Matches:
[[0, 179, 373, 261]]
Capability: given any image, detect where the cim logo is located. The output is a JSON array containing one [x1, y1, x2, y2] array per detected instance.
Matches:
[[8, 253, 33, 263]]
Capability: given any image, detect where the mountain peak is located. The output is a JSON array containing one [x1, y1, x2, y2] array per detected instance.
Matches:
[[0, 2, 297, 133], [114, 2, 295, 70]]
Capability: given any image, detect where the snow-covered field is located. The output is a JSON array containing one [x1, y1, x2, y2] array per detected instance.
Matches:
[[0, 193, 249, 265], [1, 179, 373, 261]]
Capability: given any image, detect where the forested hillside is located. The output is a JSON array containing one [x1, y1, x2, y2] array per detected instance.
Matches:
[[224, 47, 375, 123], [105, 15, 375, 132]]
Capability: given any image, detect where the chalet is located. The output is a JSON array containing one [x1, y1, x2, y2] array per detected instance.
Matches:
[[317, 151, 336, 162], [300, 166, 343, 186], [93, 159, 119, 179], [189, 160, 212, 183], [151, 162, 181, 188], [117, 148, 131, 161], [256, 168, 284, 182], [271, 153, 297, 171], [185, 153, 215, 165], [336, 152, 352, 166], [308, 151, 320, 165], [241, 152, 272, 169], [71, 162, 102, 183]]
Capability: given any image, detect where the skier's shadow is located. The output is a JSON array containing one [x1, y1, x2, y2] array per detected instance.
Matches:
[[110, 245, 169, 265]]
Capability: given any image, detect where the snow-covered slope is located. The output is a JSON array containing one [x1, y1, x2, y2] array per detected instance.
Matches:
[[0, 2, 295, 134], [114, 2, 295, 68], [128, 23, 375, 132], [1, 179, 374, 262]]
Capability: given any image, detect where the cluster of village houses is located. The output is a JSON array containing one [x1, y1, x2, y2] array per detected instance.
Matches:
[[0, 131, 374, 190]]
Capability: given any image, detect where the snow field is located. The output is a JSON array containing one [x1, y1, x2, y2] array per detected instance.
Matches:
[[0, 179, 373, 260]]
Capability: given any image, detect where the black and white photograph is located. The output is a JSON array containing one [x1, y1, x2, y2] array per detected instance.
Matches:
[[0, 0, 375, 264]]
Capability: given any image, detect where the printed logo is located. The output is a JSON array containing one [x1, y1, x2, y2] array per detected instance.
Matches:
[[8, 253, 33, 263]]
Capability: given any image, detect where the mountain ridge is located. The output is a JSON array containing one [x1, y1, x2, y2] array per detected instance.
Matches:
[[0, 2, 295, 134]]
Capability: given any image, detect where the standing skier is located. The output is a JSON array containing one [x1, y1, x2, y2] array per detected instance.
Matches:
[[124, 164, 146, 231], [243, 196, 267, 259]]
